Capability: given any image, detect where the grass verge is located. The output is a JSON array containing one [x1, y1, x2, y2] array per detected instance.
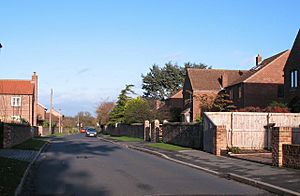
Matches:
[[13, 138, 47, 151], [108, 135, 143, 142], [0, 157, 29, 196], [146, 143, 191, 151]]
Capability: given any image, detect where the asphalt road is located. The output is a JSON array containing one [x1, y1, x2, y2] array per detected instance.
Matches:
[[31, 134, 269, 196]]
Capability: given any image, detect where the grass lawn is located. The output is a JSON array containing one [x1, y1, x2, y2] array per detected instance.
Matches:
[[0, 157, 29, 196], [13, 138, 47, 151], [108, 136, 143, 142], [146, 143, 191, 151]]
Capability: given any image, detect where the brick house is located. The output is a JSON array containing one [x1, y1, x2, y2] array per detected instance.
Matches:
[[0, 72, 38, 126], [148, 90, 183, 121], [284, 30, 300, 112], [37, 103, 47, 126], [46, 108, 64, 132], [182, 68, 246, 122], [225, 50, 290, 109]]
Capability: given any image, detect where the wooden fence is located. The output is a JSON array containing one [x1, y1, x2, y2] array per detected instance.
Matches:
[[203, 112, 300, 149]]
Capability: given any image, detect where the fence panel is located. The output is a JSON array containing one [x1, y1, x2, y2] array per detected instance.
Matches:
[[204, 112, 300, 149]]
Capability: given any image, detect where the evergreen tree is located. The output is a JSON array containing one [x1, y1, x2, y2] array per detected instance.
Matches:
[[108, 84, 135, 124]]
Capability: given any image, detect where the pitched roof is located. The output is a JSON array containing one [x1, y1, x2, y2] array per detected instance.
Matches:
[[229, 50, 290, 86], [0, 80, 34, 95], [169, 90, 183, 99], [186, 68, 246, 91], [284, 29, 300, 70]]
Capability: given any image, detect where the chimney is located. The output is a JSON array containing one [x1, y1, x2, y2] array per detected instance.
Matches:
[[256, 54, 262, 66], [221, 73, 228, 88], [32, 72, 38, 126]]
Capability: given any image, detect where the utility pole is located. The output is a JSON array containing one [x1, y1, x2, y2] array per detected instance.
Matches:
[[49, 88, 53, 134], [77, 115, 80, 132]]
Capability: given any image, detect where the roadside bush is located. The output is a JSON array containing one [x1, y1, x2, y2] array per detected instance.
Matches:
[[227, 146, 241, 154], [238, 106, 262, 112], [264, 101, 289, 113]]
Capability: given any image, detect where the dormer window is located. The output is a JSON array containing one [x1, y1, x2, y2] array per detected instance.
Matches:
[[291, 70, 298, 88]]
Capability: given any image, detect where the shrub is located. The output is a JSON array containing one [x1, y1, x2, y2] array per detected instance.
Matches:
[[227, 146, 241, 154], [238, 106, 262, 112], [264, 101, 289, 113]]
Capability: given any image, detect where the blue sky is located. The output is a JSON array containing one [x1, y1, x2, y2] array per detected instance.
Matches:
[[0, 0, 299, 116]]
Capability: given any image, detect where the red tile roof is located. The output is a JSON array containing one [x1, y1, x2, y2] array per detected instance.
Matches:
[[229, 50, 290, 86], [187, 68, 246, 91], [0, 80, 34, 95], [169, 90, 183, 99]]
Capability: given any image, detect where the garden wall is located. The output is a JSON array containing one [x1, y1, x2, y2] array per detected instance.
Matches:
[[162, 122, 203, 149], [283, 144, 300, 169], [0, 122, 36, 148], [105, 123, 144, 139]]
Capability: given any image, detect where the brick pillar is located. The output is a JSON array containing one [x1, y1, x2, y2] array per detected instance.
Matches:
[[272, 127, 292, 167], [151, 120, 160, 143], [144, 120, 150, 141], [215, 125, 227, 156]]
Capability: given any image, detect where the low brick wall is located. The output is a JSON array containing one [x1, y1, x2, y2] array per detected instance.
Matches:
[[162, 122, 203, 149], [0, 122, 34, 148], [105, 123, 144, 138], [283, 144, 300, 169]]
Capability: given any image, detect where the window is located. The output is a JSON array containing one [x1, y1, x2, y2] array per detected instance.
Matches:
[[291, 70, 298, 88], [229, 89, 233, 100], [278, 85, 284, 98], [238, 86, 242, 99], [11, 97, 21, 107]]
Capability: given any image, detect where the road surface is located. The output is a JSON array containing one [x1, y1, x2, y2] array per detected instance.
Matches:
[[30, 134, 269, 196]]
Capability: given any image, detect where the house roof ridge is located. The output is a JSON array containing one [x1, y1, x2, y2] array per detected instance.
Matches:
[[243, 49, 290, 83], [228, 49, 290, 86]]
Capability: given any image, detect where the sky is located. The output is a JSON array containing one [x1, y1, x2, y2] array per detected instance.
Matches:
[[0, 0, 299, 116]]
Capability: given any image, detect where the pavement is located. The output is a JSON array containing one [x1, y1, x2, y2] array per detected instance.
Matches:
[[99, 136, 300, 196], [0, 149, 38, 162]]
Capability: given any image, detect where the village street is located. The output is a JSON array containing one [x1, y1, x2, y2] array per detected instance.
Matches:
[[27, 134, 268, 196]]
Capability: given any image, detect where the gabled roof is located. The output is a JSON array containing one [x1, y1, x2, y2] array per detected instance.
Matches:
[[169, 89, 183, 99], [284, 29, 300, 70], [186, 68, 246, 91], [229, 50, 290, 86], [0, 80, 34, 95]]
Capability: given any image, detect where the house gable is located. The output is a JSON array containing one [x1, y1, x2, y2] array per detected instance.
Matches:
[[284, 29, 300, 111], [245, 50, 290, 84]]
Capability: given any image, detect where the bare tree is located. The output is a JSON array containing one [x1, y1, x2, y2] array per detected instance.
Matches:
[[96, 101, 115, 125]]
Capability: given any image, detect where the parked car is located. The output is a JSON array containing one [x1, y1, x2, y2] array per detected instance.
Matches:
[[80, 128, 87, 133], [85, 128, 97, 137]]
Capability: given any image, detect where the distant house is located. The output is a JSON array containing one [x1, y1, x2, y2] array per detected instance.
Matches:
[[225, 50, 290, 109], [46, 108, 64, 132], [37, 103, 47, 126], [148, 90, 183, 122], [284, 29, 300, 112], [182, 68, 245, 122], [0, 72, 38, 126]]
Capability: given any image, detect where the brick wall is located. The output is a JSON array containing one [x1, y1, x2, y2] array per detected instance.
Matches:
[[214, 125, 227, 156], [282, 144, 300, 169], [104, 123, 144, 138], [0, 122, 34, 148], [272, 127, 292, 167], [162, 122, 203, 149]]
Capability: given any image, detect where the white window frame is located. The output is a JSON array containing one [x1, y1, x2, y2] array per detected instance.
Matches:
[[11, 96, 21, 107], [291, 70, 298, 88]]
